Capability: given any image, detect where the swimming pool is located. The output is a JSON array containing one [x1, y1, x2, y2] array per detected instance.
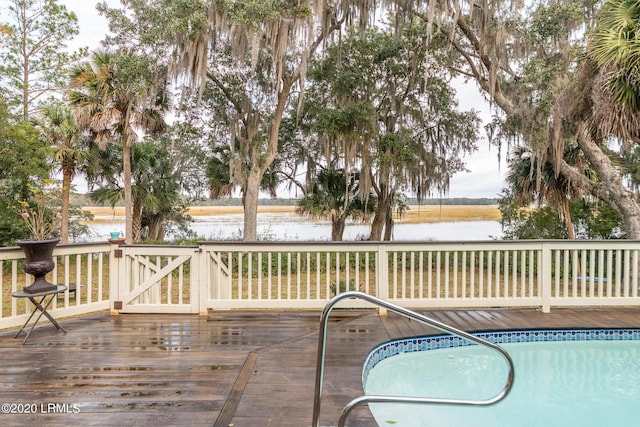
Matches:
[[364, 329, 640, 426]]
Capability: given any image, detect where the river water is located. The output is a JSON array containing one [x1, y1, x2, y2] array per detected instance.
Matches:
[[87, 211, 503, 242]]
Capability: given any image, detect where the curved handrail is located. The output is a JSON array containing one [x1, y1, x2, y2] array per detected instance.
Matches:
[[312, 291, 515, 427]]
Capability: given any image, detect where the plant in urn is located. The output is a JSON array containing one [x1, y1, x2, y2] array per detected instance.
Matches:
[[12, 183, 61, 294]]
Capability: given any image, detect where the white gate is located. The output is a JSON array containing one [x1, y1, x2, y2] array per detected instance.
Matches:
[[111, 245, 204, 314]]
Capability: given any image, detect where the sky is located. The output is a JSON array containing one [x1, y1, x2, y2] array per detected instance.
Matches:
[[60, 0, 508, 199]]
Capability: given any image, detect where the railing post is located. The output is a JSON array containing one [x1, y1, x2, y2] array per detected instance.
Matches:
[[204, 244, 233, 310], [376, 243, 388, 315], [109, 243, 123, 315], [540, 242, 552, 313], [193, 244, 206, 315]]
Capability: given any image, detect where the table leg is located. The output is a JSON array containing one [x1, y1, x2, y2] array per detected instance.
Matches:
[[37, 298, 67, 333], [14, 295, 46, 339], [17, 294, 66, 345]]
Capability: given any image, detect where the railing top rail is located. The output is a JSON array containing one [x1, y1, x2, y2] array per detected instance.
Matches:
[[312, 291, 515, 427], [2, 239, 637, 255], [0, 241, 112, 252], [198, 239, 640, 248], [116, 243, 199, 249], [199, 240, 512, 246], [0, 242, 112, 261]]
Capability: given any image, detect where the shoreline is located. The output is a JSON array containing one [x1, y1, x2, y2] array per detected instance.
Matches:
[[83, 205, 501, 224]]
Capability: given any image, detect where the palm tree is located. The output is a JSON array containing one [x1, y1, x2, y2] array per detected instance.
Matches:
[[589, 0, 640, 114], [33, 104, 87, 243], [68, 50, 166, 243], [296, 169, 375, 241], [130, 141, 185, 241], [206, 146, 235, 200], [87, 139, 186, 242], [506, 145, 587, 240]]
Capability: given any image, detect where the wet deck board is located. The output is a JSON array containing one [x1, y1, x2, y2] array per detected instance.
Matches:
[[0, 307, 639, 426]]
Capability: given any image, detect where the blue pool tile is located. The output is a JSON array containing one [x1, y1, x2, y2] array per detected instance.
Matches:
[[363, 328, 640, 375]]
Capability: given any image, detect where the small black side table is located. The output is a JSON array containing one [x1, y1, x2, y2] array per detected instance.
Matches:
[[12, 285, 67, 344]]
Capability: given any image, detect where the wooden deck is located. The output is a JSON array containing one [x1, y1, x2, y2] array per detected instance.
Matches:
[[1, 307, 640, 426]]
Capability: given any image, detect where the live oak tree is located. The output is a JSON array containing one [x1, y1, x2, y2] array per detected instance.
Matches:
[[301, 24, 479, 240], [555, 0, 640, 238], [399, 0, 640, 239], [98, 0, 378, 241]]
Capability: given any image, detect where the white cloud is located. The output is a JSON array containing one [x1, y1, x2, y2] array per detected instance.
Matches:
[[448, 78, 507, 198], [61, 0, 117, 51], [448, 147, 508, 199]]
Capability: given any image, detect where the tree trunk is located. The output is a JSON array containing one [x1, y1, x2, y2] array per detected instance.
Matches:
[[123, 139, 134, 244], [238, 80, 293, 241], [383, 203, 394, 241], [22, 51, 28, 120], [145, 214, 164, 241], [331, 218, 346, 241], [369, 181, 388, 240], [152, 219, 164, 241], [60, 169, 72, 244], [563, 198, 575, 240], [243, 169, 262, 241], [132, 196, 143, 243], [557, 125, 640, 239]]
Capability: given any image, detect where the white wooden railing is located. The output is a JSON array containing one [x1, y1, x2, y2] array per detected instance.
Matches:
[[1, 240, 640, 329], [201, 240, 640, 311], [0, 242, 112, 329]]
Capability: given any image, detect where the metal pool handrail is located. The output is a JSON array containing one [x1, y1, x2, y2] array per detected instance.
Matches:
[[311, 291, 515, 427]]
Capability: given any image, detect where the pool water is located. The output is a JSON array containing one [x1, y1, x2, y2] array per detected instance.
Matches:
[[364, 333, 640, 426]]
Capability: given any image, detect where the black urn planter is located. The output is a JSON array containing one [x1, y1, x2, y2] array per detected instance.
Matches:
[[16, 237, 60, 294]]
